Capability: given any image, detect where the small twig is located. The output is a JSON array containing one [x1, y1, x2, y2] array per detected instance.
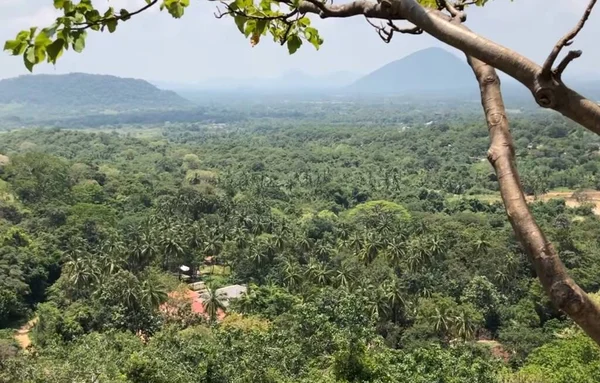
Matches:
[[542, 0, 597, 77], [364, 16, 422, 43], [388, 21, 423, 35], [553, 50, 583, 80]]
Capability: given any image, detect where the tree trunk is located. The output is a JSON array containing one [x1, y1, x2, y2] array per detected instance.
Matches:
[[466, 56, 600, 346]]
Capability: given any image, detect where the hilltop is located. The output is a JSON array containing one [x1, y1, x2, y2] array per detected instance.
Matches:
[[0, 73, 191, 109], [349, 47, 477, 94]]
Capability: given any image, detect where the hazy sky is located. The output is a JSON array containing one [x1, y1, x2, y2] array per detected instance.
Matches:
[[0, 0, 598, 82]]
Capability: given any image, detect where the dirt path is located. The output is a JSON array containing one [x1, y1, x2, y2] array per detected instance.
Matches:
[[14, 318, 37, 349], [526, 190, 600, 215]]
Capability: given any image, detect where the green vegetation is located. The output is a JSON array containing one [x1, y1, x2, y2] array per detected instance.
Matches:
[[0, 102, 599, 381]]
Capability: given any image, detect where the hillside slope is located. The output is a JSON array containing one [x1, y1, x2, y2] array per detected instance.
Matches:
[[349, 47, 477, 94], [0, 73, 191, 109]]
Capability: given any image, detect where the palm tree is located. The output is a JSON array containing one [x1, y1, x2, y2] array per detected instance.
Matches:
[[249, 245, 269, 267], [334, 260, 356, 290], [159, 230, 185, 270], [305, 258, 331, 286], [385, 238, 406, 267], [203, 284, 227, 323], [98, 254, 124, 277], [141, 279, 168, 309], [358, 232, 382, 266], [474, 234, 491, 254], [313, 240, 334, 261], [281, 258, 303, 290], [431, 306, 452, 335], [63, 254, 97, 297], [122, 274, 141, 310], [381, 279, 407, 322], [452, 309, 478, 341]]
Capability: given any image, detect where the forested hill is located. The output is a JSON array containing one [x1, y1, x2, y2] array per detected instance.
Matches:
[[349, 47, 477, 94], [0, 73, 191, 109]]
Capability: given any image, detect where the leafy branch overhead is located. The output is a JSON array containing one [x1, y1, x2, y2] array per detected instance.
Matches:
[[3, 0, 485, 72]]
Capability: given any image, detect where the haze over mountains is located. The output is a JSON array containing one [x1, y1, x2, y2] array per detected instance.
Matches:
[[0, 48, 598, 115]]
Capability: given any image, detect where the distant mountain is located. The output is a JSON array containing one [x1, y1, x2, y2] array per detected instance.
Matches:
[[0, 73, 191, 109], [349, 48, 477, 94]]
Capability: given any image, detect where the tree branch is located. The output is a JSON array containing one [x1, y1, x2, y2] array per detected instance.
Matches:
[[467, 55, 600, 348], [542, 0, 597, 78], [298, 0, 406, 19], [72, 0, 159, 31], [553, 50, 583, 80]]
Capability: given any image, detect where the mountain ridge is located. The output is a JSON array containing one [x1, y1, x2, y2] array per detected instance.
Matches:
[[348, 47, 477, 94], [0, 73, 191, 109]]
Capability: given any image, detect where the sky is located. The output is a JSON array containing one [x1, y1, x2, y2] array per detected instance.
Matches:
[[0, 0, 599, 82]]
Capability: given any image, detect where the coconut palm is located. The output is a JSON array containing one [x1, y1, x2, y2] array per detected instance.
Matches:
[[385, 237, 406, 267], [334, 260, 356, 290], [141, 279, 168, 309], [357, 232, 383, 266], [203, 284, 227, 323], [63, 255, 97, 296], [281, 258, 303, 290], [305, 258, 331, 286]]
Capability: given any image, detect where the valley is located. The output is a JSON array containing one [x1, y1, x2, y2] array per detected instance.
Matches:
[[1, 48, 600, 382]]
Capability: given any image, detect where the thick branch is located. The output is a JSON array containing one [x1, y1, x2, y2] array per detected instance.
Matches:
[[467, 56, 600, 347], [299, 0, 406, 19], [542, 0, 597, 77], [298, 0, 600, 135]]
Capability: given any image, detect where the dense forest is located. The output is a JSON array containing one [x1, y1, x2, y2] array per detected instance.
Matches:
[[1, 104, 600, 382]]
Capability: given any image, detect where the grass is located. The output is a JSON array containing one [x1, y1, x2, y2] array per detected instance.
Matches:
[[200, 265, 231, 276]]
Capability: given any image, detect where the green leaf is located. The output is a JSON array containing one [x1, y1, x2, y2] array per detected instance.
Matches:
[[120, 9, 131, 21], [244, 19, 256, 38], [35, 32, 52, 48], [106, 18, 118, 33], [259, 0, 271, 11], [53, 0, 65, 9], [298, 17, 310, 27], [34, 46, 46, 63], [41, 24, 58, 39], [46, 38, 65, 64], [255, 20, 268, 36], [24, 46, 35, 72], [4, 40, 20, 52], [72, 31, 86, 53], [16, 30, 31, 42], [167, 2, 185, 18], [234, 15, 247, 34], [235, 0, 253, 8], [287, 35, 302, 54], [304, 27, 323, 50]]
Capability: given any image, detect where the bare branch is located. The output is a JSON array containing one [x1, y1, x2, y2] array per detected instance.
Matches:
[[388, 22, 423, 35], [542, 0, 597, 77], [553, 50, 583, 80], [436, 0, 466, 22]]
